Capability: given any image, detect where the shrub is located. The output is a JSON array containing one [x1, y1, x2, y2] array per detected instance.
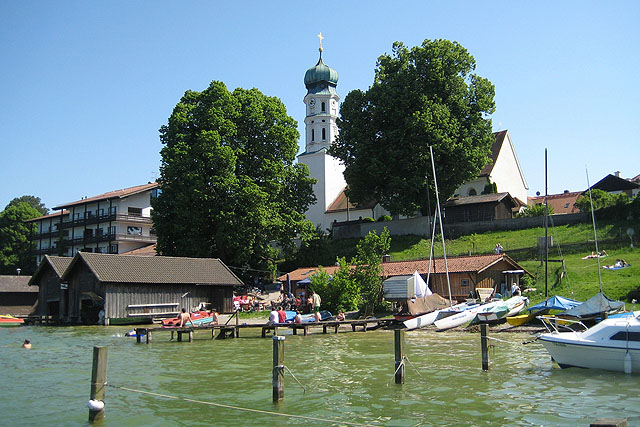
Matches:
[[361, 217, 375, 222], [377, 215, 392, 222]]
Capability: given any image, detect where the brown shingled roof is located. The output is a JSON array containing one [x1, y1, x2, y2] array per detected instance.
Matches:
[[122, 244, 157, 256], [479, 130, 507, 176], [326, 189, 377, 213], [0, 275, 33, 292], [62, 252, 243, 286], [29, 256, 75, 286], [279, 254, 528, 282], [54, 182, 158, 210]]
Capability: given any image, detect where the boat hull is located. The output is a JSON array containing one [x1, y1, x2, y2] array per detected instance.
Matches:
[[539, 337, 640, 373], [0, 315, 25, 327]]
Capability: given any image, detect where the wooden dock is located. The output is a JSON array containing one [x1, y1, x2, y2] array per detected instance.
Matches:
[[133, 318, 395, 343]]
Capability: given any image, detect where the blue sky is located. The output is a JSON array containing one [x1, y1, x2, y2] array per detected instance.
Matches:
[[1, 1, 638, 211]]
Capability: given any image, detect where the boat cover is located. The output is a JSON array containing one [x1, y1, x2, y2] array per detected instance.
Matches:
[[401, 293, 450, 316], [527, 295, 582, 312], [560, 292, 624, 318]]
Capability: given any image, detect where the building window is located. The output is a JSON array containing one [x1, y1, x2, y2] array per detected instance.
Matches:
[[461, 279, 469, 287], [322, 127, 326, 140], [108, 226, 116, 236], [151, 188, 162, 200], [564, 203, 570, 208], [109, 244, 118, 254], [97, 208, 105, 217], [311, 128, 315, 142], [109, 206, 117, 215], [127, 226, 142, 235], [128, 207, 142, 217], [84, 211, 93, 219], [321, 101, 326, 112]]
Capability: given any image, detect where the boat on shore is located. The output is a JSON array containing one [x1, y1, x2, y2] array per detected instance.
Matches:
[[0, 314, 24, 327], [538, 311, 640, 373]]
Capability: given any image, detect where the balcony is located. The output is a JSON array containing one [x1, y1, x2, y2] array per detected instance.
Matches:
[[61, 232, 157, 246], [57, 213, 152, 229]]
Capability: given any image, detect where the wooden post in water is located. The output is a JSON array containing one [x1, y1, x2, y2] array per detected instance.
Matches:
[[88, 346, 108, 422], [481, 323, 489, 371], [272, 336, 285, 401], [235, 309, 240, 338], [394, 329, 405, 384]]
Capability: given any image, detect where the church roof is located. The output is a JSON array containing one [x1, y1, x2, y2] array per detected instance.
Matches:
[[304, 53, 338, 95], [326, 188, 377, 213], [480, 130, 507, 176]]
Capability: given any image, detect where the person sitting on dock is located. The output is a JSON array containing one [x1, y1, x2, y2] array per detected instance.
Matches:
[[268, 307, 279, 325], [209, 310, 219, 325], [293, 310, 302, 324], [178, 308, 194, 327], [277, 306, 287, 323], [336, 311, 345, 321]]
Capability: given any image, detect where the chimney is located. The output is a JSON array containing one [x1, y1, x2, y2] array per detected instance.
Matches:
[[382, 254, 391, 263], [615, 171, 621, 177]]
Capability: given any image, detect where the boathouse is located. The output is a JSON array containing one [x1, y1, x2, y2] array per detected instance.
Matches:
[[60, 252, 242, 325], [0, 275, 37, 317], [280, 254, 530, 303], [28, 255, 73, 321]]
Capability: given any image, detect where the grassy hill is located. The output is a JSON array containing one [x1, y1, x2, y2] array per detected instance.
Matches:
[[287, 218, 639, 310]]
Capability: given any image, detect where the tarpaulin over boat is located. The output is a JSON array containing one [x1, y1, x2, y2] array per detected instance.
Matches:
[[560, 292, 624, 318], [527, 295, 582, 312], [401, 293, 450, 316]]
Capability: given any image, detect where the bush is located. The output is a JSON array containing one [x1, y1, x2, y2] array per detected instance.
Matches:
[[361, 217, 375, 222], [377, 215, 392, 222]]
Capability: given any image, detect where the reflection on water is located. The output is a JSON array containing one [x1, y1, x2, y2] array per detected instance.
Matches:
[[1, 325, 639, 426]]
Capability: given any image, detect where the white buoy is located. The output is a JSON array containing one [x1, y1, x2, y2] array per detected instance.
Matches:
[[624, 351, 632, 374], [88, 399, 105, 411]]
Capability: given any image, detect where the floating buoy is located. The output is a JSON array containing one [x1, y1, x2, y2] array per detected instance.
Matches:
[[87, 399, 105, 411]]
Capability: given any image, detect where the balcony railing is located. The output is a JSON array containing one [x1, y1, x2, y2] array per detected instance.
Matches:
[[61, 232, 157, 246], [57, 213, 152, 229]]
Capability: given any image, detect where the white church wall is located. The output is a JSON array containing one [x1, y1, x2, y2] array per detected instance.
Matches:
[[489, 134, 528, 203]]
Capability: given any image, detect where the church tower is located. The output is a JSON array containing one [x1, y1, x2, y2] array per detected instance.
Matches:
[[298, 34, 346, 231]]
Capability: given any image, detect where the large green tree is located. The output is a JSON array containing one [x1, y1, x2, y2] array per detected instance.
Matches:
[[331, 39, 496, 216], [153, 81, 316, 272], [0, 202, 41, 274], [6, 195, 48, 216]]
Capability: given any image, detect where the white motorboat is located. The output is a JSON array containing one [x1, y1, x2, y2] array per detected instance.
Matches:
[[538, 312, 640, 373]]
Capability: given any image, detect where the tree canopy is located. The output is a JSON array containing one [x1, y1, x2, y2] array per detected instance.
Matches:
[[0, 202, 41, 274], [330, 39, 496, 216], [575, 189, 630, 213], [153, 81, 316, 273], [6, 195, 48, 216]]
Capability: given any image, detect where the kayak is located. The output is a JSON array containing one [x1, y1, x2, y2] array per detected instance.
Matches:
[[282, 310, 332, 323], [0, 315, 24, 327]]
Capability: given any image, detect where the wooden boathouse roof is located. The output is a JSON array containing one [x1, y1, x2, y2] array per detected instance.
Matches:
[[28, 255, 73, 286], [61, 252, 243, 286]]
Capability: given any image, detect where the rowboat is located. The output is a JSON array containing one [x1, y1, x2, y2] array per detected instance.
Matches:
[[0, 314, 24, 327], [162, 311, 217, 327]]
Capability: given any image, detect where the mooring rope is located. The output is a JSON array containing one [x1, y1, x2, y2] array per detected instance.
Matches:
[[106, 383, 375, 426], [276, 364, 306, 394]]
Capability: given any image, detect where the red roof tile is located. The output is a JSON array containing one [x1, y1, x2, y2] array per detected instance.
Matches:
[[54, 182, 158, 209]]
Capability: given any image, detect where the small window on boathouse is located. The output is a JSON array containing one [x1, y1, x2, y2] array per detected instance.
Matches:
[[461, 279, 469, 287]]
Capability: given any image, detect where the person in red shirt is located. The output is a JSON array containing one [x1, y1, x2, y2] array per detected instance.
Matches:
[[277, 306, 287, 323]]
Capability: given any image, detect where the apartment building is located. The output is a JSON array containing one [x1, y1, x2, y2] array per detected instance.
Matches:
[[29, 183, 159, 264]]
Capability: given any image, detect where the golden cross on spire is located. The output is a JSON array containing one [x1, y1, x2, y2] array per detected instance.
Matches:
[[317, 32, 324, 52]]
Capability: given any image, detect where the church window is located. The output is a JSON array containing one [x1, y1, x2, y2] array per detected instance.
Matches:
[[322, 127, 326, 140], [321, 101, 326, 112], [311, 129, 315, 142], [468, 189, 477, 196]]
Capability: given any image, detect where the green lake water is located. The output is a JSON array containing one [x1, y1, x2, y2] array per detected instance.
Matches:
[[1, 325, 638, 426]]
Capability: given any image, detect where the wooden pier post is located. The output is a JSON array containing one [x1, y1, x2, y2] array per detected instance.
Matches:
[[394, 329, 405, 384], [88, 346, 108, 422], [481, 323, 489, 371], [272, 336, 285, 401], [235, 309, 240, 338]]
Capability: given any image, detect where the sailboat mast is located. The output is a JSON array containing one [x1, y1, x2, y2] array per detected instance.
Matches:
[[544, 149, 549, 299], [429, 146, 453, 306], [586, 168, 604, 293]]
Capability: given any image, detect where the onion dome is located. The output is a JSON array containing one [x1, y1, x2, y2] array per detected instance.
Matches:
[[304, 51, 338, 95]]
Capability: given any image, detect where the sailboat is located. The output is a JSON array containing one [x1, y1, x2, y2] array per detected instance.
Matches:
[[404, 146, 467, 330]]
